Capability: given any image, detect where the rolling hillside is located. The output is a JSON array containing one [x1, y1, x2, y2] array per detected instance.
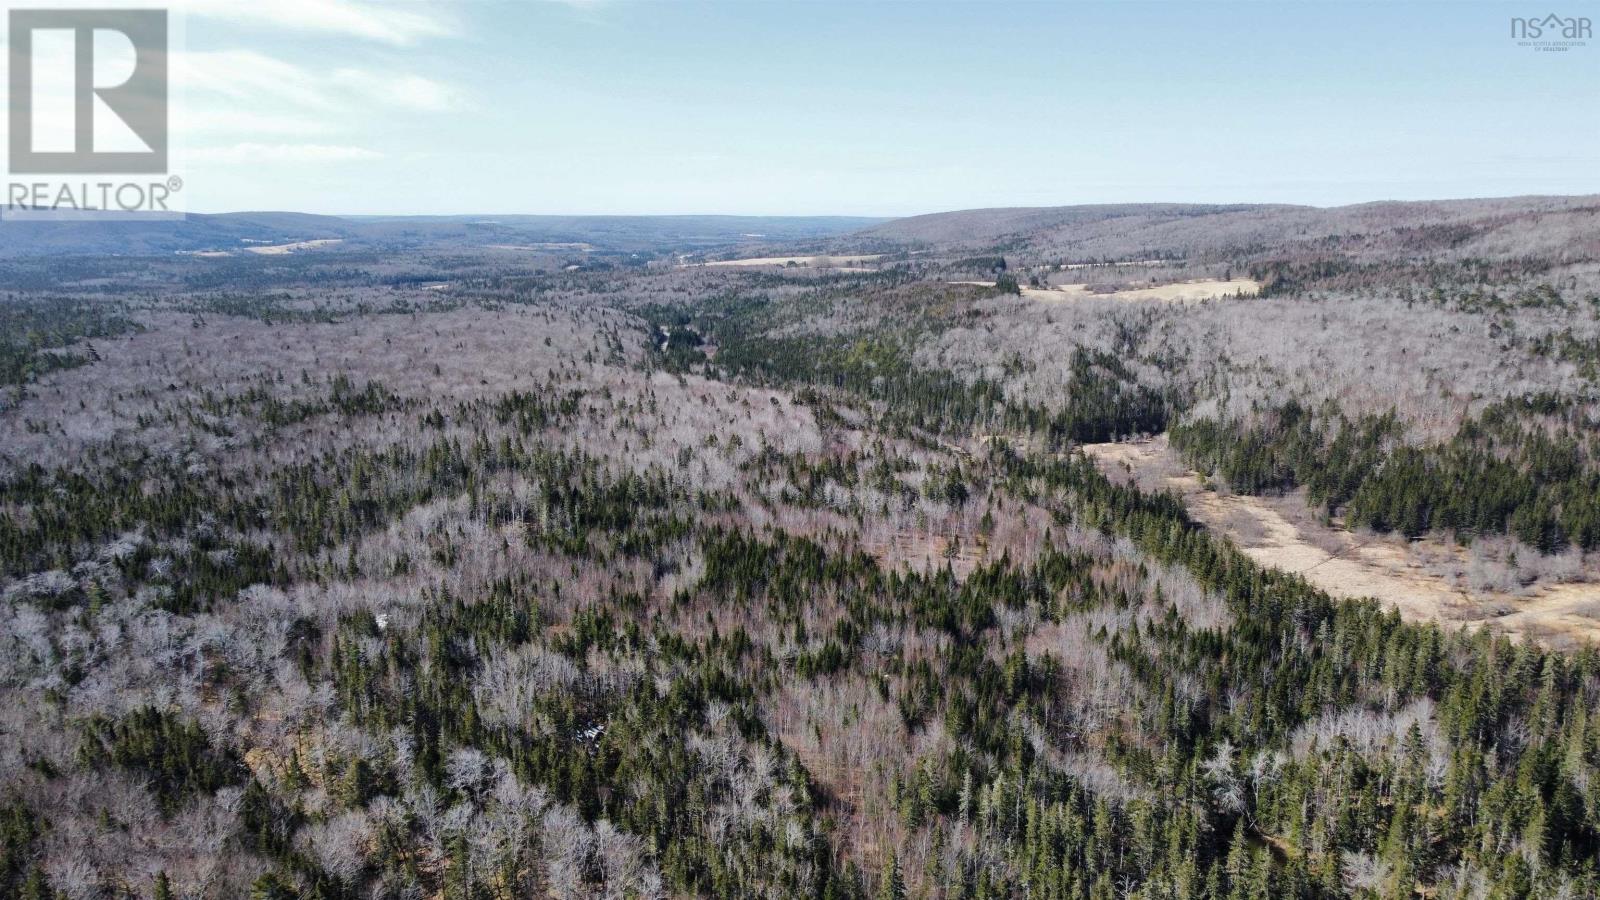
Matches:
[[856, 195, 1600, 264]]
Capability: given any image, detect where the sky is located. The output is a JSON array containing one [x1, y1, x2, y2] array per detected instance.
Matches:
[[8, 0, 1600, 216]]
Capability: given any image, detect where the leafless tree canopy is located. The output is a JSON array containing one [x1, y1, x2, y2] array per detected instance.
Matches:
[[1, 197, 1598, 898]]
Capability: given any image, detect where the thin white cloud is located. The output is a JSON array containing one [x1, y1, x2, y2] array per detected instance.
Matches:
[[180, 49, 339, 111], [173, 48, 461, 148], [190, 142, 382, 164], [331, 69, 460, 113], [177, 107, 331, 138], [180, 50, 459, 114], [180, 0, 455, 46]]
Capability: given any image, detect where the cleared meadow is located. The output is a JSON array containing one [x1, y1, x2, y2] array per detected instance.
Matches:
[[1084, 436, 1600, 648]]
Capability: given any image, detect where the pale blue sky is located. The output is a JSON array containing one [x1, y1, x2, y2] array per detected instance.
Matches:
[[166, 0, 1600, 215]]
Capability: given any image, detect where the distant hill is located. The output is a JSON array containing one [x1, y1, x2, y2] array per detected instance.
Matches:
[[856, 196, 1600, 264], [8, 196, 1599, 264], [859, 203, 1283, 246], [0, 212, 888, 257], [0, 211, 353, 257]]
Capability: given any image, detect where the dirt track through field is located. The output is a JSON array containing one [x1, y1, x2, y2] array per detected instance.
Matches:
[[1082, 436, 1600, 647], [244, 239, 344, 255], [697, 254, 882, 268], [1038, 278, 1259, 303], [950, 277, 1258, 303]]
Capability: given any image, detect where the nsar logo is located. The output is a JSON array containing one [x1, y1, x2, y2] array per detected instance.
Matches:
[[1510, 13, 1592, 51]]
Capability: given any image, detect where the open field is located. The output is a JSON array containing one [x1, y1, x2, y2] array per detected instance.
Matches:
[[697, 253, 882, 268], [485, 242, 594, 251], [243, 238, 345, 255], [1058, 259, 1174, 269], [949, 276, 1258, 303], [1042, 277, 1259, 302], [1083, 436, 1600, 647], [174, 239, 347, 258]]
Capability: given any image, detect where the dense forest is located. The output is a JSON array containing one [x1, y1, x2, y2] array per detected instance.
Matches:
[[2, 204, 1600, 899]]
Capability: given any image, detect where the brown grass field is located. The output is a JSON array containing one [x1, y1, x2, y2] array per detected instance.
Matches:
[[1083, 436, 1600, 648]]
